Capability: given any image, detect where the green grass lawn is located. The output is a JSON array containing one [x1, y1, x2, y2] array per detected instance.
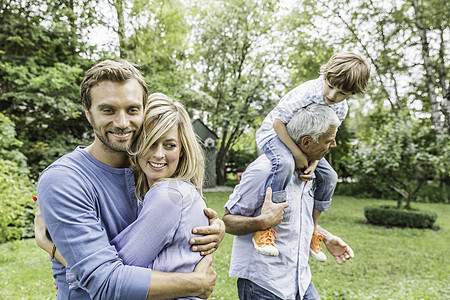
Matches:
[[1, 193, 449, 299]]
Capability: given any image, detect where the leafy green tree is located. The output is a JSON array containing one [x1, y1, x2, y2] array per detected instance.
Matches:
[[226, 129, 259, 175], [349, 116, 450, 209], [0, 113, 34, 242], [295, 0, 449, 137], [0, 0, 94, 179], [189, 0, 284, 184], [287, 0, 449, 196], [0, 61, 89, 178], [122, 0, 191, 99]]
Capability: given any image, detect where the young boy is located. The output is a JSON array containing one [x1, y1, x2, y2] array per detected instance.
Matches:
[[253, 52, 370, 259]]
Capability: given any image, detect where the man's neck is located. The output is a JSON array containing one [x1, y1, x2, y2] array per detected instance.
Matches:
[[85, 142, 131, 169]]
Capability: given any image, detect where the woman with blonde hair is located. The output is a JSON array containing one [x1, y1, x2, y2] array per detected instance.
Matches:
[[131, 92, 205, 202], [110, 93, 211, 286], [34, 93, 215, 299]]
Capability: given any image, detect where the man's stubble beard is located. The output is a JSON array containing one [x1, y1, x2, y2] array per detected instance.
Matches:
[[90, 118, 139, 154]]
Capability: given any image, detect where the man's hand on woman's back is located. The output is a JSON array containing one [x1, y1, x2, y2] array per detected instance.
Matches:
[[190, 208, 225, 255]]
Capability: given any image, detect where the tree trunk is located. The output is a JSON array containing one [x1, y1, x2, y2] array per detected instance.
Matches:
[[442, 89, 450, 133], [405, 195, 412, 210], [412, 0, 444, 140], [216, 149, 227, 185], [113, 0, 126, 58], [438, 28, 450, 132], [68, 0, 76, 57]]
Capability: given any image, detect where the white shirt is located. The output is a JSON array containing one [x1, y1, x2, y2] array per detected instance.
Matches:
[[225, 155, 316, 299], [256, 76, 348, 149]]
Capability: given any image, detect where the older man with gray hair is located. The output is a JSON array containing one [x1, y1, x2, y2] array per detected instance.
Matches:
[[223, 104, 354, 300]]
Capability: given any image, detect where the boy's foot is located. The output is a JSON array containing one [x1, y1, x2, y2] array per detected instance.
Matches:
[[310, 231, 326, 262], [252, 229, 279, 256]]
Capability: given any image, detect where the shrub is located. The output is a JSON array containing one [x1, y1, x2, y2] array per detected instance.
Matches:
[[348, 118, 450, 209], [0, 113, 35, 242], [0, 159, 35, 243], [364, 205, 437, 228]]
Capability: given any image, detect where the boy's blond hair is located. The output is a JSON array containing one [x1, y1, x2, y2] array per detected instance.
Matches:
[[320, 52, 370, 94]]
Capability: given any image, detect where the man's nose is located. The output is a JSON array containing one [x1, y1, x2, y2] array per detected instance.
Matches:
[[114, 111, 130, 128], [330, 140, 337, 148]]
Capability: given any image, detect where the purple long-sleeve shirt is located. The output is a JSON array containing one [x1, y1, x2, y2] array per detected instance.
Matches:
[[38, 146, 151, 299], [111, 180, 208, 287]]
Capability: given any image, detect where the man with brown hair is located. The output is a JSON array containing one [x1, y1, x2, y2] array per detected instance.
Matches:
[[36, 60, 224, 299]]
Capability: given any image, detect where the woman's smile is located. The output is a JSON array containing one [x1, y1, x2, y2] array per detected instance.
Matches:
[[138, 126, 181, 186]]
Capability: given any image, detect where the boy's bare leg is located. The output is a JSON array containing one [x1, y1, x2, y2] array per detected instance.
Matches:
[[313, 208, 321, 232]]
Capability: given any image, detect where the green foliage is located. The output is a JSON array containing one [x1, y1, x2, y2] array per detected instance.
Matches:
[[190, 0, 284, 184], [327, 119, 354, 178], [0, 0, 96, 179], [0, 113, 35, 242], [226, 130, 258, 175], [348, 116, 450, 209], [2, 195, 449, 299], [415, 183, 450, 204], [278, 7, 336, 87], [364, 205, 437, 228], [0, 113, 26, 168], [0, 0, 98, 65], [0, 159, 35, 243], [124, 0, 191, 101], [0, 61, 89, 179]]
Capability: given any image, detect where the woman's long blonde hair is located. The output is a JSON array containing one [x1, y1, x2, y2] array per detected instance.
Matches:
[[131, 93, 205, 202]]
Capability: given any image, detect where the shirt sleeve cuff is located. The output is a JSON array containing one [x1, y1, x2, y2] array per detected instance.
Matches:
[[118, 266, 152, 300]]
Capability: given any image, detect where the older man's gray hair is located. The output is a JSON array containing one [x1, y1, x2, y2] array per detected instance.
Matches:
[[287, 104, 341, 143]]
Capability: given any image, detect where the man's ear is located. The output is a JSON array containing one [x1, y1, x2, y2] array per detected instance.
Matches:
[[84, 108, 92, 124], [299, 135, 312, 148]]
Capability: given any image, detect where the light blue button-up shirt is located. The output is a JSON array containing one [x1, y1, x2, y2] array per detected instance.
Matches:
[[225, 155, 315, 299], [256, 76, 348, 149]]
